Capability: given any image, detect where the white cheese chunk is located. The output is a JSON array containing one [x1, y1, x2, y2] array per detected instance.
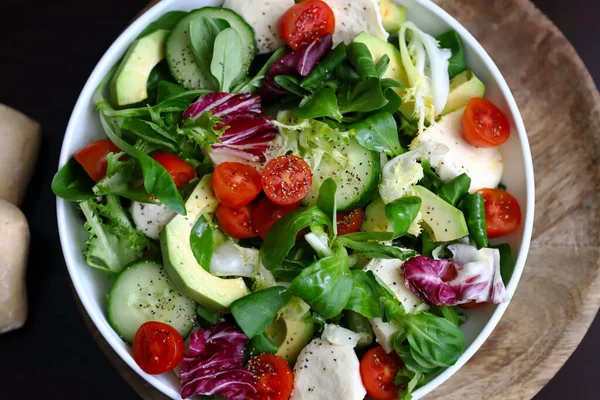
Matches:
[[322, 323, 361, 346], [369, 318, 402, 353], [323, 0, 388, 45], [129, 202, 176, 240], [412, 108, 504, 192], [292, 332, 366, 400], [222, 0, 295, 54]]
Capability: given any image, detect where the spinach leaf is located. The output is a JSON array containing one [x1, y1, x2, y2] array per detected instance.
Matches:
[[339, 78, 388, 114], [290, 252, 353, 319], [403, 312, 464, 368], [190, 215, 213, 272], [379, 85, 403, 115], [419, 159, 444, 192], [211, 28, 244, 92], [156, 81, 186, 104], [189, 17, 222, 90], [248, 333, 279, 356], [51, 158, 95, 201], [137, 11, 187, 38], [336, 61, 361, 83], [436, 30, 467, 79], [92, 153, 154, 203], [395, 367, 425, 400], [272, 243, 317, 282], [121, 118, 178, 151], [375, 54, 390, 78], [431, 306, 460, 327], [347, 42, 378, 79], [233, 47, 286, 93], [302, 43, 347, 89], [275, 75, 310, 97], [351, 112, 402, 155], [420, 230, 438, 257], [146, 61, 175, 104], [340, 231, 395, 242], [261, 206, 332, 270], [196, 304, 221, 326], [294, 87, 342, 121], [438, 173, 471, 206], [395, 345, 441, 374], [491, 243, 516, 285], [316, 178, 337, 235], [136, 150, 186, 215], [459, 193, 488, 249], [384, 196, 422, 237], [230, 286, 292, 338], [345, 270, 386, 318], [336, 236, 416, 260]]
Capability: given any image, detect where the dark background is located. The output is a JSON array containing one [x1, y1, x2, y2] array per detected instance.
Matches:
[[0, 0, 597, 399]]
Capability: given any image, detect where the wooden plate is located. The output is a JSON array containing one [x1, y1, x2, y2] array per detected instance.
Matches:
[[81, 0, 600, 398]]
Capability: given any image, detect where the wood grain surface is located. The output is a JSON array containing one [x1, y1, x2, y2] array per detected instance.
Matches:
[[84, 0, 600, 399]]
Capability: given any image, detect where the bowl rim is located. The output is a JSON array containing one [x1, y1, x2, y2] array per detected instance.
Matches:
[[56, 0, 535, 398]]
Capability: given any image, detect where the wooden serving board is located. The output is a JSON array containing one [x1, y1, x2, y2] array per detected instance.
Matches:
[[81, 0, 600, 399]]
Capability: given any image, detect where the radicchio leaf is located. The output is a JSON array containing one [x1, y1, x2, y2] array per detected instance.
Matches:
[[403, 244, 509, 307], [261, 34, 334, 98], [180, 322, 256, 400], [183, 93, 263, 120]]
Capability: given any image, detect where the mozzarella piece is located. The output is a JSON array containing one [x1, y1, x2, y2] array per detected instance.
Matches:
[[210, 240, 259, 277], [364, 258, 425, 314], [129, 202, 176, 240], [222, 0, 295, 54], [292, 331, 366, 400], [412, 108, 504, 192], [323, 0, 388, 45], [322, 323, 361, 346], [369, 318, 402, 353]]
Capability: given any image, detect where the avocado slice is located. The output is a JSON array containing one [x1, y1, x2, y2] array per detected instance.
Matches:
[[379, 0, 407, 33], [353, 32, 408, 87], [110, 29, 169, 107], [266, 316, 314, 363], [160, 175, 249, 311], [413, 185, 468, 242], [442, 70, 486, 115]]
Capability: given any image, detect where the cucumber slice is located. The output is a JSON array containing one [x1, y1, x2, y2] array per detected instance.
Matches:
[[303, 139, 381, 211], [107, 259, 197, 343], [166, 7, 256, 89]]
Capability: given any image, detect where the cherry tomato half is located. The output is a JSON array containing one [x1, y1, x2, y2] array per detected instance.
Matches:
[[460, 301, 488, 310], [462, 98, 511, 148], [336, 208, 365, 236], [248, 354, 294, 400], [476, 188, 522, 238], [74, 139, 121, 182], [360, 346, 404, 400], [152, 153, 196, 189], [278, 0, 336, 50], [132, 321, 184, 375], [216, 203, 257, 239], [262, 155, 312, 206], [212, 162, 262, 208], [252, 196, 301, 239]]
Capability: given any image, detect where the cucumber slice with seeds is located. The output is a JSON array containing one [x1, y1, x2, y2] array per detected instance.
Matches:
[[107, 259, 197, 343]]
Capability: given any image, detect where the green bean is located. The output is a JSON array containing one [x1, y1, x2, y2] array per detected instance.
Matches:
[[301, 43, 347, 88], [459, 194, 488, 249]]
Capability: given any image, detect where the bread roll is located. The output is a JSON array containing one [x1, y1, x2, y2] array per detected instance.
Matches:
[[0, 104, 41, 206], [0, 199, 29, 333]]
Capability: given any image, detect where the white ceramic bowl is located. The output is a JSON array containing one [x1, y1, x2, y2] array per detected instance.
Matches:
[[57, 0, 535, 398]]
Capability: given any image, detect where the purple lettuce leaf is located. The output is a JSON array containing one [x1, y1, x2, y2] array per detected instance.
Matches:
[[403, 244, 509, 307], [183, 93, 263, 120], [180, 322, 256, 400]]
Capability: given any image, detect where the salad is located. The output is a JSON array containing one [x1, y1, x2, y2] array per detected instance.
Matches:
[[53, 0, 523, 399]]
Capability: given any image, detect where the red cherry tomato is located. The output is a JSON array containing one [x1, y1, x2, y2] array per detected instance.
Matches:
[[462, 98, 511, 148], [336, 208, 365, 236], [152, 153, 196, 189], [74, 139, 121, 182], [360, 346, 404, 400], [248, 354, 294, 400], [262, 155, 312, 206], [460, 301, 488, 310], [132, 321, 184, 375], [212, 162, 262, 208], [216, 203, 257, 239], [252, 196, 301, 239], [278, 0, 336, 50], [476, 188, 522, 238]]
